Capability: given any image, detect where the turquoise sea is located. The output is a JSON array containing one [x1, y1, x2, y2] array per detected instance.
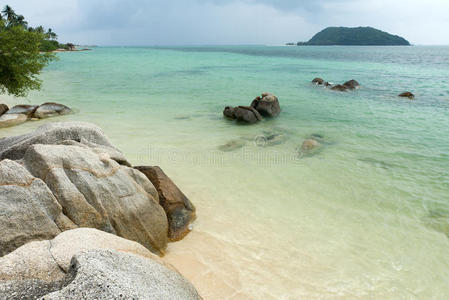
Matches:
[[2, 46, 449, 299]]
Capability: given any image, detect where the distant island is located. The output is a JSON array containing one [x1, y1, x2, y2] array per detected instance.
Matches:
[[290, 27, 410, 46]]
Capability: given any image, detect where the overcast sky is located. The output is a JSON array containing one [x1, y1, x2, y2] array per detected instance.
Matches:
[[3, 0, 449, 45]]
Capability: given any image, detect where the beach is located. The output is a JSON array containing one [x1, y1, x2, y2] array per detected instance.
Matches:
[[1, 46, 449, 298]]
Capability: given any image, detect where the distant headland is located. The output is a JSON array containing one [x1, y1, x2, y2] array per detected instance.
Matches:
[[287, 26, 411, 46]]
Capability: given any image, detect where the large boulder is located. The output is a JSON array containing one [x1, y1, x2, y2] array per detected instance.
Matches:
[[0, 249, 200, 299], [43, 250, 201, 299], [0, 104, 8, 116], [33, 102, 72, 119], [399, 91, 415, 99], [22, 143, 168, 255], [250, 92, 281, 117], [233, 106, 262, 124], [0, 121, 130, 166], [0, 228, 170, 284], [0, 160, 75, 257], [0, 113, 27, 128], [135, 166, 196, 242], [5, 105, 38, 119]]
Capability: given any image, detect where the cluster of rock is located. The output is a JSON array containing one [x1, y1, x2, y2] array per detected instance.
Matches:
[[223, 92, 281, 124], [312, 77, 415, 99], [0, 122, 198, 299], [312, 78, 360, 92], [0, 102, 72, 128]]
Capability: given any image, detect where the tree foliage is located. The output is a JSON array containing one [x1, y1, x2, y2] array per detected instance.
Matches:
[[0, 5, 58, 97]]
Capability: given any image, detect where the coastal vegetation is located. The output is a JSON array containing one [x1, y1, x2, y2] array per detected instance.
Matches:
[[0, 5, 68, 97], [292, 26, 410, 46]]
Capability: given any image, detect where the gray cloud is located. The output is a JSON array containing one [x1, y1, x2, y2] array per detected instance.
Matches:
[[3, 0, 449, 45]]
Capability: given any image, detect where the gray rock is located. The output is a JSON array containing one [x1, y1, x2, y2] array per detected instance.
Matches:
[[0, 228, 171, 284], [0, 113, 27, 128], [233, 106, 262, 124], [34, 102, 72, 119], [40, 249, 201, 300], [0, 159, 75, 257], [23, 144, 168, 255], [0, 121, 130, 166], [223, 106, 236, 119], [5, 105, 38, 118], [343, 79, 360, 90], [250, 93, 280, 117], [135, 166, 196, 242], [0, 104, 8, 116]]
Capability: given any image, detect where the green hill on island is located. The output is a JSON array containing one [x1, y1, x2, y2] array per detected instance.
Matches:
[[295, 27, 410, 46]]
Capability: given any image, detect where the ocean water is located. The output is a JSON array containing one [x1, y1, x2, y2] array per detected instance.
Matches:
[[2, 46, 449, 299]]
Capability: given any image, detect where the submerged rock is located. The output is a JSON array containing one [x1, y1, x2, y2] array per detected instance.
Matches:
[[0, 113, 27, 128], [251, 92, 281, 117], [0, 104, 8, 116], [5, 105, 38, 119], [399, 91, 415, 99], [33, 102, 72, 119], [217, 139, 246, 151], [135, 166, 197, 242], [301, 139, 321, 151]]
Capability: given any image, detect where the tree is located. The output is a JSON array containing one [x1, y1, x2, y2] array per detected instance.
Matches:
[[0, 18, 56, 97], [46, 28, 57, 40], [1, 5, 16, 27]]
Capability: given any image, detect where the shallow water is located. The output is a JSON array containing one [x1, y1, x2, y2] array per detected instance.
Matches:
[[1, 46, 449, 298]]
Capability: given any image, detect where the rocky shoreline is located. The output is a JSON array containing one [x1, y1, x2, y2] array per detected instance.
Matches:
[[0, 122, 199, 299]]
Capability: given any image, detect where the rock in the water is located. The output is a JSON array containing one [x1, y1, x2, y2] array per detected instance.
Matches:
[[331, 84, 348, 92], [135, 166, 196, 242], [0, 228, 169, 284], [251, 92, 281, 117], [223, 106, 236, 119], [343, 79, 360, 90], [23, 143, 168, 255], [0, 121, 130, 166], [0, 159, 75, 257], [233, 106, 262, 124], [0, 104, 8, 116], [0, 113, 27, 128], [39, 249, 201, 299], [5, 105, 38, 119], [217, 139, 246, 151], [312, 78, 324, 85], [399, 91, 415, 99], [33, 102, 72, 119], [301, 139, 320, 151]]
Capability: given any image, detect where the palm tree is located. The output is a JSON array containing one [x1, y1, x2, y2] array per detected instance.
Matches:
[[46, 28, 58, 40], [2, 5, 17, 25], [15, 15, 27, 28]]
